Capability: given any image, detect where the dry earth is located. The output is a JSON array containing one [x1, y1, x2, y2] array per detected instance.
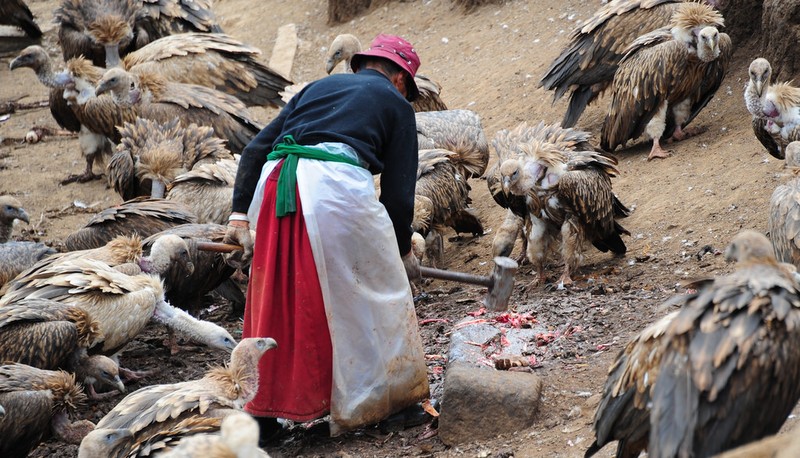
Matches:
[[0, 0, 796, 457]]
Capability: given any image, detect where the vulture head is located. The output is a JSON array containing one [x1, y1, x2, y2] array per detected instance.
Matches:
[[326, 34, 362, 74], [153, 300, 237, 352], [763, 82, 800, 130], [0, 196, 30, 227], [77, 428, 133, 458], [219, 412, 261, 456], [748, 58, 773, 98], [95, 68, 140, 107], [694, 26, 721, 62], [226, 337, 278, 403], [9, 46, 54, 84], [670, 2, 724, 52], [724, 230, 776, 265], [140, 234, 194, 276], [82, 355, 126, 396], [57, 57, 105, 105], [87, 15, 134, 68]]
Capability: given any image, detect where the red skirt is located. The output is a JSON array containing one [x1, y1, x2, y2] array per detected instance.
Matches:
[[243, 161, 333, 420]]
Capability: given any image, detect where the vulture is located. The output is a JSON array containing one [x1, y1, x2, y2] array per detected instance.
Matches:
[[86, 15, 291, 107], [0, 363, 94, 456], [0, 196, 55, 289], [55, 0, 221, 67], [324, 33, 448, 112], [0, 0, 42, 38], [82, 338, 277, 458], [485, 122, 610, 263], [157, 412, 269, 458], [0, 195, 29, 243], [539, 0, 685, 128], [600, 2, 731, 160], [588, 230, 800, 457], [744, 58, 783, 159], [415, 109, 490, 179], [64, 197, 198, 251], [93, 67, 263, 155], [769, 142, 800, 267], [0, 299, 126, 399], [762, 81, 800, 143], [0, 257, 237, 367], [167, 158, 238, 225], [498, 139, 629, 286], [109, 118, 234, 201]]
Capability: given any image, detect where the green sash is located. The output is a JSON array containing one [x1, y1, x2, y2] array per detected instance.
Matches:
[[267, 135, 362, 217]]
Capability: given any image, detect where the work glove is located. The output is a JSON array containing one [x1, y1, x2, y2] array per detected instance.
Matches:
[[223, 220, 254, 269], [402, 251, 421, 282]]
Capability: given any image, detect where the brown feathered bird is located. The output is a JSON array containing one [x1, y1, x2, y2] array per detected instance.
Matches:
[[539, 0, 685, 128], [93, 67, 263, 155], [0, 299, 125, 400], [0, 196, 29, 243], [64, 197, 198, 251], [600, 3, 731, 160], [744, 58, 784, 159], [498, 139, 629, 286], [167, 158, 238, 225], [0, 0, 42, 38], [109, 118, 234, 201], [0, 197, 55, 289], [415, 109, 489, 179], [769, 142, 800, 267], [55, 0, 220, 68], [587, 230, 800, 457], [82, 338, 277, 458], [157, 412, 270, 458], [324, 33, 448, 112], [0, 363, 93, 456]]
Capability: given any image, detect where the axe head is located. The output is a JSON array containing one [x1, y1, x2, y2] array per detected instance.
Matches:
[[484, 256, 518, 311]]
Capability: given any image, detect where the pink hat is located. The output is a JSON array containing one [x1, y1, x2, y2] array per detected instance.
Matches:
[[351, 33, 420, 102]]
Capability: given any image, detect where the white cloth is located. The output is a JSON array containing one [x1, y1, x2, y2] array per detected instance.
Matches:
[[248, 143, 429, 435]]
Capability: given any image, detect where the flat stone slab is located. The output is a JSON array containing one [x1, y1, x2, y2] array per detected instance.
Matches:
[[439, 315, 545, 445], [269, 23, 297, 80]]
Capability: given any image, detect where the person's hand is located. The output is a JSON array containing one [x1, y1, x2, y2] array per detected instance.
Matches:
[[402, 251, 421, 282], [223, 216, 253, 268]]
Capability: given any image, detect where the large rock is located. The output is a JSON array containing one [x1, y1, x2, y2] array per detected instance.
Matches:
[[438, 316, 544, 445]]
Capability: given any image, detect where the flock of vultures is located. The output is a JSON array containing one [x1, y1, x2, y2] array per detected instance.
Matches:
[[1, 0, 800, 456]]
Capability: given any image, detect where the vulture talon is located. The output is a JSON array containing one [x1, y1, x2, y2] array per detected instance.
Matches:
[[118, 366, 156, 383]]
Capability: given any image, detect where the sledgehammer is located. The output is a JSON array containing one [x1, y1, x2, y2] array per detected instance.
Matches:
[[196, 242, 518, 311]]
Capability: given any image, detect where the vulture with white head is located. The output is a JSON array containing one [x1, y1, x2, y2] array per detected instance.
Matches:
[[762, 81, 800, 143], [498, 139, 629, 286], [588, 230, 800, 457], [600, 2, 731, 160], [0, 196, 29, 244], [82, 338, 277, 457], [324, 33, 448, 112], [769, 142, 800, 267], [744, 58, 783, 159]]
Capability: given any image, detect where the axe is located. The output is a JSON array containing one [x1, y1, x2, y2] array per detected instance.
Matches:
[[196, 242, 518, 311]]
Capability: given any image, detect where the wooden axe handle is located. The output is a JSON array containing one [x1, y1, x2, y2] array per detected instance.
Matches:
[[419, 266, 493, 288], [195, 241, 243, 253]]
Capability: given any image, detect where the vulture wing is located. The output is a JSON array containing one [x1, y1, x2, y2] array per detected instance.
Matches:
[[0, 390, 53, 457], [139, 0, 222, 37], [768, 178, 800, 266], [753, 117, 784, 160], [167, 159, 237, 225], [0, 242, 56, 289], [415, 110, 489, 179], [0, 0, 42, 38]]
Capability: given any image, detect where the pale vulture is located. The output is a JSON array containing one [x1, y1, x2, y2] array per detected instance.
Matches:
[[769, 142, 800, 267], [762, 81, 800, 145], [167, 157, 238, 225], [744, 58, 783, 159]]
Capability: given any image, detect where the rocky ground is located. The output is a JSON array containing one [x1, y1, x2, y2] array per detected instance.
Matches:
[[1, 0, 797, 457]]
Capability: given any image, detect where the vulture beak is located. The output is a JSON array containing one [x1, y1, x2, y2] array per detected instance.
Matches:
[[95, 80, 111, 97], [501, 176, 511, 197], [114, 376, 126, 394], [755, 80, 763, 97], [15, 208, 30, 224], [9, 56, 26, 71], [325, 58, 337, 75]]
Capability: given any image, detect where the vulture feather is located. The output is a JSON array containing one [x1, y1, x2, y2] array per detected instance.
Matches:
[[324, 33, 448, 112], [540, 0, 683, 128], [82, 338, 276, 458], [744, 58, 783, 159], [109, 118, 234, 201], [0, 299, 126, 399], [157, 412, 269, 458], [167, 158, 238, 225], [93, 67, 263, 155], [65, 197, 198, 251], [498, 139, 629, 287], [55, 0, 220, 67], [415, 109, 489, 179], [0, 0, 42, 38], [769, 142, 800, 268], [0, 363, 92, 456], [0, 197, 55, 289], [0, 195, 30, 243], [600, 3, 730, 160], [86, 16, 291, 107], [0, 257, 236, 358]]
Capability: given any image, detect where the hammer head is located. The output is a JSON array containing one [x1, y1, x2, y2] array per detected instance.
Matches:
[[485, 256, 518, 311]]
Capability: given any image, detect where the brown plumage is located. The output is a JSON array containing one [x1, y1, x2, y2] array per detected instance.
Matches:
[[0, 242, 56, 289], [744, 58, 783, 159], [588, 230, 800, 457], [0, 363, 90, 457], [540, 0, 683, 128], [600, 3, 730, 160], [0, 0, 42, 38], [0, 299, 126, 399], [769, 142, 800, 267], [94, 67, 263, 155], [65, 198, 198, 251], [415, 109, 489, 179], [85, 338, 276, 457], [55, 0, 220, 67], [167, 158, 238, 225], [324, 33, 448, 112], [109, 118, 234, 201], [498, 139, 629, 286]]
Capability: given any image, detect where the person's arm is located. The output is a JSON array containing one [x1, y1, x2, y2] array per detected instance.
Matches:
[[379, 120, 418, 256]]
